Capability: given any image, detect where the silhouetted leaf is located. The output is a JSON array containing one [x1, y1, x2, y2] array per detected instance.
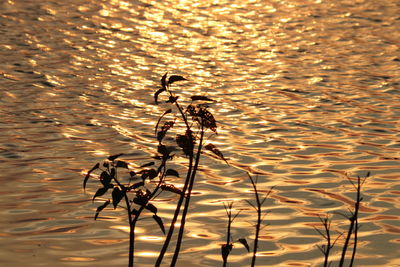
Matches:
[[165, 169, 179, 177], [186, 104, 198, 118], [152, 214, 165, 234], [166, 96, 179, 103], [157, 121, 175, 143], [133, 195, 148, 206], [94, 199, 110, 220], [221, 243, 233, 261], [168, 75, 186, 85], [138, 168, 158, 180], [140, 162, 155, 168], [154, 88, 165, 104], [161, 184, 183, 195], [129, 181, 144, 190], [155, 73, 168, 104], [161, 72, 168, 89], [116, 160, 129, 169], [148, 169, 158, 179], [199, 108, 217, 133], [176, 130, 194, 156], [112, 187, 125, 209], [83, 162, 100, 190], [145, 203, 158, 214], [205, 143, 228, 163], [157, 144, 168, 157], [110, 168, 116, 178], [108, 154, 124, 161], [191, 95, 214, 101], [155, 109, 172, 135], [92, 187, 109, 202], [100, 171, 112, 187], [237, 238, 250, 252]]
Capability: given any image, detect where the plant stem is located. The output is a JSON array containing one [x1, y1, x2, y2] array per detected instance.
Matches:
[[112, 173, 135, 267], [339, 175, 362, 267], [349, 176, 361, 267], [170, 125, 205, 267], [155, 156, 193, 267], [125, 192, 134, 267], [155, 95, 195, 267], [248, 174, 261, 267], [222, 202, 233, 267]]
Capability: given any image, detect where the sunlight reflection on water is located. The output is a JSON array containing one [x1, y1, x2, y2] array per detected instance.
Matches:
[[0, 0, 399, 266]]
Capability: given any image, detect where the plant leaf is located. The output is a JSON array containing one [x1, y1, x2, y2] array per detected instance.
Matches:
[[237, 238, 250, 252], [176, 130, 194, 156], [152, 214, 165, 234], [191, 95, 214, 101], [116, 160, 129, 169], [165, 169, 179, 177], [221, 243, 233, 261], [94, 199, 110, 220], [155, 109, 172, 135], [205, 143, 228, 163], [100, 171, 112, 187], [157, 121, 175, 143], [108, 154, 124, 161], [199, 108, 217, 133], [168, 75, 186, 85], [161, 72, 168, 89], [166, 96, 179, 103], [129, 181, 144, 190], [92, 187, 109, 202], [154, 88, 165, 104], [140, 162, 155, 168], [145, 203, 158, 214], [112, 187, 125, 209], [161, 184, 183, 195], [83, 162, 100, 190]]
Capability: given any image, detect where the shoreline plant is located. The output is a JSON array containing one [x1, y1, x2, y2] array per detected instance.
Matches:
[[82, 73, 370, 267], [83, 73, 226, 267]]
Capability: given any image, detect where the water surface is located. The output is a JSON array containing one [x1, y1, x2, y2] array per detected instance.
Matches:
[[1, 0, 399, 266]]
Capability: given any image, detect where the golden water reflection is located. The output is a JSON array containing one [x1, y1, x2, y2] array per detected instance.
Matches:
[[0, 0, 399, 266]]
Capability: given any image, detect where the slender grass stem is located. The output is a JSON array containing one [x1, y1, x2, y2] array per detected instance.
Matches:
[[170, 125, 205, 267], [155, 89, 195, 267]]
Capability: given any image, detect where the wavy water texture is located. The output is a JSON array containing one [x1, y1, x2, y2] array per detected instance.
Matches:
[[0, 0, 399, 266]]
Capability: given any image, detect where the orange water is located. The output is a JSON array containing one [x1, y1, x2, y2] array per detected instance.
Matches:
[[0, 0, 399, 266]]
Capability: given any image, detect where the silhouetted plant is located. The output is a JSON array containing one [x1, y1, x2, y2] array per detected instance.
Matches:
[[83, 73, 225, 267], [154, 73, 224, 267], [246, 173, 275, 267], [338, 172, 369, 267], [83, 152, 173, 267], [220, 201, 249, 267], [314, 214, 343, 267], [315, 172, 370, 267], [82, 73, 369, 267]]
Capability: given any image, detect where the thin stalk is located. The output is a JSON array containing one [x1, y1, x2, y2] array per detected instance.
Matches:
[[170, 125, 205, 267], [349, 177, 361, 267], [113, 175, 134, 267], [115, 160, 167, 267], [248, 173, 261, 267], [155, 93, 194, 267], [222, 202, 233, 267], [314, 215, 333, 267], [155, 156, 193, 266], [338, 211, 355, 266], [339, 175, 363, 267]]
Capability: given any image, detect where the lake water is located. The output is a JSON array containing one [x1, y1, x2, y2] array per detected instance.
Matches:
[[0, 0, 399, 266]]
